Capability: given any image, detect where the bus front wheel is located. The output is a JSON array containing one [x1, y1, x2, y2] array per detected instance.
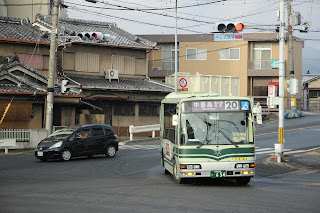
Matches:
[[173, 160, 183, 184], [236, 177, 251, 185]]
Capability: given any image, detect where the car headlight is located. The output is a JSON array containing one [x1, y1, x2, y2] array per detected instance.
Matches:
[[49, 141, 62, 149]]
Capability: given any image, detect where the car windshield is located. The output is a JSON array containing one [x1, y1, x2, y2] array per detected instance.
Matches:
[[46, 128, 75, 140], [180, 112, 249, 146]]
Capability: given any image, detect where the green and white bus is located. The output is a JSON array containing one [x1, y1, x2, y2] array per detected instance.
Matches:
[[160, 92, 261, 185]]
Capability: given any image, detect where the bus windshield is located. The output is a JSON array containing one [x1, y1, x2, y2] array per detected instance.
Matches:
[[180, 112, 249, 146]]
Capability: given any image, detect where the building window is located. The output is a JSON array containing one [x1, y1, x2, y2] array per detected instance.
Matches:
[[219, 48, 240, 60], [162, 44, 178, 70], [253, 43, 272, 69], [187, 48, 207, 60], [309, 90, 320, 98], [114, 103, 135, 116], [112, 55, 136, 74], [139, 104, 159, 116], [75, 53, 100, 72]]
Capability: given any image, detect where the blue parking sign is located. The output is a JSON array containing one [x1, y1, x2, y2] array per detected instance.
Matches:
[[241, 101, 249, 111]]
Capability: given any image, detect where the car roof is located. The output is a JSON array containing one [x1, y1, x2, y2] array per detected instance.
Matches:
[[68, 124, 114, 130]]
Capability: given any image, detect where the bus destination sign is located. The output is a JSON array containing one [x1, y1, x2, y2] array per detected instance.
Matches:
[[188, 100, 250, 112]]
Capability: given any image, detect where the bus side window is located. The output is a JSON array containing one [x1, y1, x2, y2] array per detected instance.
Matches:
[[163, 103, 176, 142]]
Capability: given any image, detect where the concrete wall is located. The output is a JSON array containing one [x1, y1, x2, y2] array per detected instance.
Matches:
[[0, 128, 48, 150]]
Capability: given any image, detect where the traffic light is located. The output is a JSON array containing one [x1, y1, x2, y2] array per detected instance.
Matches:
[[215, 22, 245, 33], [287, 78, 298, 95], [61, 80, 70, 93], [77, 32, 116, 42]]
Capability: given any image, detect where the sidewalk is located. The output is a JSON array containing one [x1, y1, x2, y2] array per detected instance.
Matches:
[[256, 146, 320, 178], [255, 111, 320, 177]]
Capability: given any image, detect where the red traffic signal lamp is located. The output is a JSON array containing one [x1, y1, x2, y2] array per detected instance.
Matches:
[[77, 32, 116, 42], [216, 22, 245, 33]]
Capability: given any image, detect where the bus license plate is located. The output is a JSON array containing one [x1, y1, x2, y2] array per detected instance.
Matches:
[[210, 170, 226, 178], [37, 151, 43, 157]]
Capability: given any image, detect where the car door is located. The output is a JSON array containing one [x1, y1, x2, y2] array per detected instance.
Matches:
[[72, 127, 92, 156], [91, 126, 106, 153]]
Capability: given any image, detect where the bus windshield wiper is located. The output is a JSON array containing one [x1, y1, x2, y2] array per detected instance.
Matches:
[[219, 130, 238, 148]]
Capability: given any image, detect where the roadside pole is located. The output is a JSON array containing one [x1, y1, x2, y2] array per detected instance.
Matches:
[[45, 0, 59, 135], [276, 0, 286, 163], [174, 0, 178, 93]]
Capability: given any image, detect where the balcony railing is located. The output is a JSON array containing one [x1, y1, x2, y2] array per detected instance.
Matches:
[[249, 60, 274, 69]]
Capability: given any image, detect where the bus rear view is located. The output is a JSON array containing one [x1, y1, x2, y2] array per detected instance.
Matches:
[[160, 93, 261, 185]]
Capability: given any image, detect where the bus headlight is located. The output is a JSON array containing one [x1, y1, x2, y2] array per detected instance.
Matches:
[[180, 164, 202, 170], [235, 163, 255, 169], [236, 164, 243, 168], [242, 164, 249, 168]]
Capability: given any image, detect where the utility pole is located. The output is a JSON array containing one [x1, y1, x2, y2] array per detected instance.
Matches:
[[45, 0, 59, 135], [287, 0, 296, 109], [276, 0, 286, 163], [174, 0, 178, 93]]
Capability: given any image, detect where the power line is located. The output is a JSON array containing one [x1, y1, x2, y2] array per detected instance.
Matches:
[[65, 1, 215, 24], [68, 6, 205, 33]]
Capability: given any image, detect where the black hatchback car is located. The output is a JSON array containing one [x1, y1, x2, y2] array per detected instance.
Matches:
[[35, 124, 118, 161]]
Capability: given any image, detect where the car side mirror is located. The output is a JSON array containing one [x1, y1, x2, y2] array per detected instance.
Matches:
[[172, 114, 178, 126]]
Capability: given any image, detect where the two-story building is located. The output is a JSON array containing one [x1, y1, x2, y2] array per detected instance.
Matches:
[[0, 15, 173, 136], [140, 33, 303, 104]]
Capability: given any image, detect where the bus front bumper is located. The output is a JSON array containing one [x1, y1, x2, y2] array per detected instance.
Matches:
[[179, 161, 255, 178]]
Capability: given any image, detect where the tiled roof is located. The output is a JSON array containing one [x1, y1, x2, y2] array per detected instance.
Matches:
[[0, 55, 48, 80], [35, 14, 156, 49], [0, 15, 156, 49], [0, 55, 79, 95], [66, 74, 174, 93], [0, 16, 50, 43]]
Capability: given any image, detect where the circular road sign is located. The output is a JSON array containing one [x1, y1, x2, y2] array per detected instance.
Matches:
[[179, 78, 187, 88]]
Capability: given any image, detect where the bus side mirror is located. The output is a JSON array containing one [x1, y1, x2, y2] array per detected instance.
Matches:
[[253, 102, 263, 125], [172, 114, 178, 126]]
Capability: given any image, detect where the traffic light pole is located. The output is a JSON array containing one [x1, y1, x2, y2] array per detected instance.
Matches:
[[276, 0, 286, 163], [45, 0, 59, 135]]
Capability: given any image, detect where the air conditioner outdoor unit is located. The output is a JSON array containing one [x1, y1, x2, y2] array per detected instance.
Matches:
[[105, 69, 119, 82]]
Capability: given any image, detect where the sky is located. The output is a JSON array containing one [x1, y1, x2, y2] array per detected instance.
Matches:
[[64, 0, 320, 74]]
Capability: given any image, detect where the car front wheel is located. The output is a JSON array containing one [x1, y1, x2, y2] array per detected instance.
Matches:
[[60, 149, 72, 161], [106, 145, 116, 158]]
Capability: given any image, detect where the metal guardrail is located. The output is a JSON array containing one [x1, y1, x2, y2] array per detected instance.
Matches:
[[129, 124, 160, 141], [0, 129, 30, 142]]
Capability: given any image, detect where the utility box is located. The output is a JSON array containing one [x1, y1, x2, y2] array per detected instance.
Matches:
[[287, 78, 299, 95], [165, 73, 239, 96], [290, 12, 301, 26]]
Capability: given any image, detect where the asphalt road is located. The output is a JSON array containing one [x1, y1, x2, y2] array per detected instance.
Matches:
[[0, 112, 319, 213]]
